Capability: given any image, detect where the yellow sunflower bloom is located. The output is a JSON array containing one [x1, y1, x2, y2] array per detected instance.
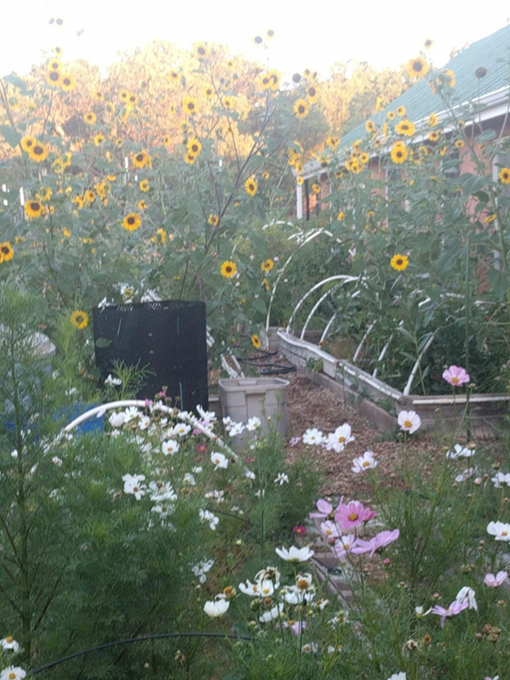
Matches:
[[251, 334, 262, 349], [390, 254, 409, 271], [396, 106, 406, 116], [184, 153, 197, 164], [387, 111, 396, 120], [203, 86, 214, 99], [139, 179, 150, 192], [182, 97, 198, 115], [187, 138, 202, 156], [454, 139, 465, 148], [395, 120, 415, 136], [105, 101, 115, 114], [195, 43, 210, 60], [70, 310, 89, 330], [0, 242, 14, 263], [297, 176, 304, 185], [208, 214, 219, 226], [406, 57, 429, 80], [21, 136, 36, 152], [60, 74, 76, 92], [429, 130, 441, 142], [365, 120, 376, 134], [138, 199, 148, 211], [28, 143, 49, 163], [156, 228, 167, 243], [83, 112, 96, 125], [498, 167, 510, 184], [122, 213, 142, 231], [46, 69, 61, 87], [294, 99, 309, 119], [337, 211, 345, 220], [428, 113, 438, 127], [306, 84, 319, 102], [391, 142, 408, 164], [94, 133, 105, 147], [47, 58, 61, 71], [36, 187, 52, 202], [311, 183, 321, 194], [261, 259, 274, 272], [131, 150, 151, 169], [220, 261, 237, 278], [245, 177, 258, 196]]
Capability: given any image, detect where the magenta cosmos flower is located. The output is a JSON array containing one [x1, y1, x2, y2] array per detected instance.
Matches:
[[309, 497, 343, 520], [351, 529, 400, 557], [430, 600, 468, 627], [442, 365, 470, 386], [334, 500, 377, 531]]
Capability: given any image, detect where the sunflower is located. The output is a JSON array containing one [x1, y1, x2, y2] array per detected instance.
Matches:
[[187, 137, 202, 156], [365, 120, 376, 134], [122, 213, 142, 231], [306, 84, 319, 102], [182, 97, 198, 115], [60, 74, 76, 92], [294, 99, 309, 119], [251, 334, 262, 349], [390, 254, 409, 271], [396, 106, 406, 116], [94, 90, 104, 101], [391, 142, 408, 164], [105, 101, 115, 114], [311, 183, 320, 194], [184, 153, 197, 164], [261, 259, 274, 273], [326, 136, 340, 149], [138, 199, 148, 211], [168, 70, 179, 82], [359, 152, 369, 164], [0, 242, 14, 263], [46, 69, 61, 87], [499, 167, 510, 184], [203, 86, 214, 99], [163, 134, 171, 146], [21, 136, 36, 152], [223, 96, 234, 109], [28, 143, 49, 163], [220, 260, 237, 279], [406, 57, 429, 80], [424, 38, 433, 49], [138, 179, 149, 193], [428, 130, 440, 142], [119, 89, 129, 101], [337, 211, 345, 220], [83, 112, 96, 125], [262, 172, 270, 179], [47, 59, 61, 71], [454, 139, 465, 148], [245, 177, 258, 196], [484, 213, 497, 224], [195, 43, 210, 60], [297, 176, 304, 185], [36, 187, 52, 202], [428, 113, 438, 127], [208, 213, 219, 226], [387, 111, 396, 120], [94, 133, 105, 147], [70, 310, 89, 330], [259, 73, 273, 90], [395, 120, 415, 136], [131, 150, 151, 169], [128, 93, 138, 106], [445, 70, 455, 87]]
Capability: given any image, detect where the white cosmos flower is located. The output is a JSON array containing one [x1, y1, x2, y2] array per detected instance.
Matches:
[[0, 668, 26, 680], [351, 451, 378, 473], [183, 473, 196, 486], [0, 637, 20, 652], [302, 428, 324, 445], [387, 674, 406, 680], [138, 415, 151, 430], [320, 521, 341, 539], [210, 452, 228, 470], [274, 473, 289, 485], [245, 470, 256, 480], [52, 456, 63, 467], [229, 422, 244, 436], [415, 606, 431, 618], [301, 643, 318, 653], [191, 559, 214, 584], [275, 545, 314, 562], [325, 424, 355, 452], [397, 410, 421, 434], [196, 405, 217, 423], [104, 374, 122, 386], [222, 416, 233, 427], [122, 474, 146, 500], [204, 598, 229, 618], [149, 481, 177, 502], [239, 579, 262, 596], [174, 423, 191, 436], [199, 509, 219, 530], [246, 416, 261, 431], [258, 603, 284, 623], [446, 443, 475, 459], [487, 521, 510, 541], [455, 586, 477, 611], [162, 439, 179, 456], [123, 406, 140, 423], [108, 412, 125, 428], [455, 468, 475, 483], [492, 472, 510, 488]]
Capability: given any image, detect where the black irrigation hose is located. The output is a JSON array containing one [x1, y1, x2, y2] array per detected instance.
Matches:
[[29, 631, 252, 675], [234, 348, 297, 376]]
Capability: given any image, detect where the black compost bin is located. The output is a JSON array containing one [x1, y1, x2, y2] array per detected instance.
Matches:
[[93, 300, 208, 410]]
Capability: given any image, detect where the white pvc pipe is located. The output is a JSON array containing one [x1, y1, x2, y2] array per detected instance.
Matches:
[[287, 275, 359, 334], [352, 323, 375, 363], [301, 285, 340, 339]]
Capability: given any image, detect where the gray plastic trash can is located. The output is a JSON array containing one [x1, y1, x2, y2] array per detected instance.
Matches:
[[218, 377, 290, 445]]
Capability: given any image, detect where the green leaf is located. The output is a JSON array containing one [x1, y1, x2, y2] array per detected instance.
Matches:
[[477, 129, 496, 142], [3, 74, 26, 91], [486, 268, 510, 301], [95, 338, 113, 348], [0, 125, 21, 148]]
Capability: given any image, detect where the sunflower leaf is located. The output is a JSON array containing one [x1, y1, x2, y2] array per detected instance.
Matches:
[[0, 125, 21, 148]]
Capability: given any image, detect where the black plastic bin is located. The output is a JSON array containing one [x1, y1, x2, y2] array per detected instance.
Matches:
[[93, 300, 208, 410]]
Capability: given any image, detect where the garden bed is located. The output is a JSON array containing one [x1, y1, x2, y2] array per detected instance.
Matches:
[[278, 330, 510, 439]]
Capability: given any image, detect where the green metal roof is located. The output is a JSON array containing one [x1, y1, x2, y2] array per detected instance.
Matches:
[[340, 23, 510, 152]]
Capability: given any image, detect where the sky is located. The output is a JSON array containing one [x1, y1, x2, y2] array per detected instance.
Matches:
[[2, 0, 510, 79]]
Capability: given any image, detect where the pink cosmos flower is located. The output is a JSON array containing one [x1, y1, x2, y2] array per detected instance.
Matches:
[[289, 436, 302, 446], [309, 497, 343, 520], [430, 600, 469, 627], [320, 520, 342, 540], [483, 571, 508, 587], [442, 365, 470, 386], [351, 529, 400, 557], [293, 525, 307, 535], [333, 534, 360, 561], [196, 443, 208, 455], [283, 620, 306, 636], [334, 501, 377, 531]]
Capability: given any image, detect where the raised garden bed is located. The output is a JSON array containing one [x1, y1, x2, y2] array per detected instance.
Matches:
[[277, 330, 510, 439]]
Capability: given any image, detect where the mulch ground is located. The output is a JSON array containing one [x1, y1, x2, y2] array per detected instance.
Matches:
[[283, 369, 439, 500]]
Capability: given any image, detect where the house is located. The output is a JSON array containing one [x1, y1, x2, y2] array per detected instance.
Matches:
[[297, 23, 510, 219]]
